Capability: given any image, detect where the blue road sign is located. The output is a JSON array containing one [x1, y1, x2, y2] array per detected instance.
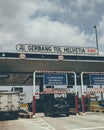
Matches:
[[44, 73, 67, 85], [90, 74, 104, 85]]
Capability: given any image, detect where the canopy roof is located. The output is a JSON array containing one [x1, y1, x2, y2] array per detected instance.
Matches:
[[0, 52, 104, 86]]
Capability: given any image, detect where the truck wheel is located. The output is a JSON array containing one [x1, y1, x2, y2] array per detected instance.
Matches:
[[44, 112, 47, 116], [13, 114, 18, 119], [66, 114, 69, 116], [50, 112, 54, 117], [44, 111, 50, 116]]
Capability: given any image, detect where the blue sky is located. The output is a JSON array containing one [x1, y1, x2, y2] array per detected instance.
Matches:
[[0, 0, 104, 55]]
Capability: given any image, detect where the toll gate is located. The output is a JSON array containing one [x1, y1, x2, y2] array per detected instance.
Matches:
[[32, 71, 78, 115], [81, 72, 104, 113], [0, 45, 104, 115]]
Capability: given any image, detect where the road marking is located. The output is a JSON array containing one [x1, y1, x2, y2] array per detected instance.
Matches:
[[21, 118, 56, 130], [70, 126, 104, 130]]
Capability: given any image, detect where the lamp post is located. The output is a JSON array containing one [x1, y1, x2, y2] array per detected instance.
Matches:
[[93, 25, 99, 55]]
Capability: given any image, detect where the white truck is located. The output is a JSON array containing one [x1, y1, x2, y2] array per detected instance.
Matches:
[[0, 91, 20, 119]]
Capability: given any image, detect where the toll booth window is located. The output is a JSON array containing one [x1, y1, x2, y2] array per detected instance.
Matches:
[[35, 73, 43, 92], [35, 73, 43, 85], [35, 77, 40, 85], [76, 73, 81, 85], [35, 77, 43, 85], [83, 74, 90, 85], [67, 73, 75, 86]]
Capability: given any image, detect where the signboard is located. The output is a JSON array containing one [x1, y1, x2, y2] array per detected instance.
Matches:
[[0, 74, 9, 78], [44, 73, 67, 85], [16, 44, 98, 55], [90, 74, 104, 85]]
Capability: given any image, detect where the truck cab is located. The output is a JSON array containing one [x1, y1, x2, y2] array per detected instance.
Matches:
[[0, 91, 20, 119], [42, 88, 70, 117]]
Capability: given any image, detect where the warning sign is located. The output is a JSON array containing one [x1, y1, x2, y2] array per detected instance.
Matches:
[[44, 73, 67, 85], [90, 74, 104, 85]]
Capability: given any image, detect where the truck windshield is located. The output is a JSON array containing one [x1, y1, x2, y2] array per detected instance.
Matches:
[[54, 97, 68, 105]]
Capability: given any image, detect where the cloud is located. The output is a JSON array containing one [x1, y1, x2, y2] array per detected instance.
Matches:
[[0, 0, 104, 55], [98, 15, 104, 54], [0, 0, 22, 21], [0, 15, 90, 51]]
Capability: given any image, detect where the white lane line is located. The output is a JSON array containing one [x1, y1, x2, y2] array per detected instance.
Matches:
[[21, 118, 56, 130], [70, 126, 104, 130]]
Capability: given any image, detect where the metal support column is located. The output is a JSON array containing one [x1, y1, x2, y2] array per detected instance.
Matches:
[[33, 72, 36, 115], [73, 72, 79, 114], [81, 72, 85, 113]]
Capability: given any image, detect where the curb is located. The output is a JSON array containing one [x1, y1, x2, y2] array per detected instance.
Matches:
[[19, 113, 33, 119], [79, 112, 86, 115], [90, 109, 104, 112]]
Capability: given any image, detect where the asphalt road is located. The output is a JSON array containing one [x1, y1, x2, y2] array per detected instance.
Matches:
[[0, 112, 104, 130], [43, 112, 104, 130], [0, 118, 43, 130]]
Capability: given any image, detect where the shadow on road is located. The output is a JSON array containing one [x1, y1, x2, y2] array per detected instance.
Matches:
[[0, 117, 18, 121]]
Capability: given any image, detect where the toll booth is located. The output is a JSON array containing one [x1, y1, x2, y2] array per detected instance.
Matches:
[[35, 88, 77, 116], [32, 71, 79, 115], [36, 88, 71, 117], [81, 72, 104, 113]]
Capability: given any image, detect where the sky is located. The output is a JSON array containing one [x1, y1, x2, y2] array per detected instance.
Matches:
[[0, 0, 104, 55]]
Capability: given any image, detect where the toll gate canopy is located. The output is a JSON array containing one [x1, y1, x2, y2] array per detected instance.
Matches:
[[0, 51, 104, 86]]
